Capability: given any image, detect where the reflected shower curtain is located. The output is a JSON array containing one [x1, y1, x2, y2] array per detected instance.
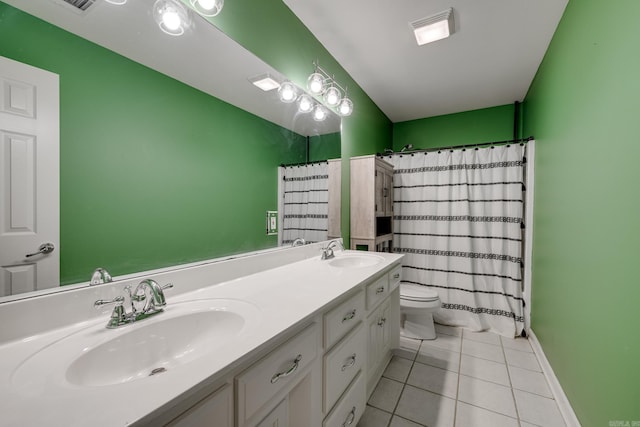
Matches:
[[279, 162, 329, 245], [387, 145, 526, 337]]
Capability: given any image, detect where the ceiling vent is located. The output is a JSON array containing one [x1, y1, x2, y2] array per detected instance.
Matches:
[[55, 0, 97, 13]]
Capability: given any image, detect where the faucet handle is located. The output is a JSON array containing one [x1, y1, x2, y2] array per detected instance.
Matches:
[[94, 295, 125, 308]]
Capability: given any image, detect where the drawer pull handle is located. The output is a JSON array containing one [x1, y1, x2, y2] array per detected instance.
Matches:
[[378, 317, 387, 327], [376, 286, 385, 294], [341, 353, 357, 371], [270, 354, 302, 384], [393, 273, 400, 279], [342, 406, 356, 427], [342, 309, 357, 323]]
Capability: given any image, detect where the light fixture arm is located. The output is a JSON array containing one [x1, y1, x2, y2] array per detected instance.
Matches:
[[312, 60, 348, 95]]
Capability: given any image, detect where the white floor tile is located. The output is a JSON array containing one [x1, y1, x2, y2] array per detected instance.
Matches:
[[457, 375, 517, 418], [514, 389, 566, 427], [459, 354, 510, 386], [368, 377, 404, 413], [435, 323, 463, 337], [389, 415, 424, 427], [455, 401, 519, 427], [407, 362, 459, 399], [356, 405, 392, 427], [508, 365, 553, 398], [463, 330, 501, 345], [396, 385, 456, 427], [504, 348, 541, 372], [501, 335, 533, 353], [395, 336, 421, 360], [520, 423, 540, 427], [383, 356, 413, 382], [461, 338, 505, 363], [428, 333, 462, 353], [415, 342, 461, 372]]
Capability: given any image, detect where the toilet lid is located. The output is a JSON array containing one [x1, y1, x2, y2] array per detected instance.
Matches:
[[400, 284, 439, 302]]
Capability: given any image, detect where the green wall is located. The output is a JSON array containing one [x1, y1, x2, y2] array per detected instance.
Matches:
[[393, 104, 515, 150], [309, 132, 341, 162], [523, 1, 640, 425], [0, 3, 306, 284]]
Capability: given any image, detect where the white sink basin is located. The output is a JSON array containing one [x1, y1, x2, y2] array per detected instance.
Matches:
[[11, 299, 261, 389], [328, 254, 384, 268]]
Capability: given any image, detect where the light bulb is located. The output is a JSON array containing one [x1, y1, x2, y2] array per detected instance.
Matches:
[[324, 86, 341, 107], [278, 82, 297, 103], [154, 0, 188, 36], [338, 98, 353, 117], [307, 73, 325, 95], [298, 94, 313, 113], [191, 0, 223, 17], [163, 9, 181, 31], [313, 105, 327, 122]]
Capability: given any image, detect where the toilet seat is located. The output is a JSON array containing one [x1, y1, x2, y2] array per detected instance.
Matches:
[[400, 284, 439, 302]]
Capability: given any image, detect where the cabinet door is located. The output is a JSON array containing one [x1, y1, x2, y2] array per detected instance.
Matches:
[[256, 398, 288, 427], [366, 299, 391, 380], [374, 167, 384, 216], [166, 383, 233, 427], [383, 171, 393, 216]]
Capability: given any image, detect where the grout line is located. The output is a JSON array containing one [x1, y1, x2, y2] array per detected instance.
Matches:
[[452, 332, 463, 427], [500, 333, 522, 426]]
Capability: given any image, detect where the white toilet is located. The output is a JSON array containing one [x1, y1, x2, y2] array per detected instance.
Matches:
[[400, 284, 441, 340]]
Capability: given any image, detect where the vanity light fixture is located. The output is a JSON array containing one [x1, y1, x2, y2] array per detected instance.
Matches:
[[154, 0, 190, 36], [306, 61, 354, 117], [278, 81, 298, 103], [249, 74, 280, 91], [190, 0, 223, 17], [411, 7, 455, 46]]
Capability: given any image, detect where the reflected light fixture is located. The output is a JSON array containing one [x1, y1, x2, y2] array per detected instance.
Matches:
[[105, 0, 127, 5], [154, 0, 189, 36], [313, 105, 328, 122], [249, 74, 280, 91], [411, 7, 455, 46], [190, 0, 223, 17], [278, 81, 298, 103], [297, 94, 314, 113]]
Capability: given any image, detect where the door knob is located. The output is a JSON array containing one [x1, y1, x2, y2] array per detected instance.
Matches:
[[25, 243, 55, 258]]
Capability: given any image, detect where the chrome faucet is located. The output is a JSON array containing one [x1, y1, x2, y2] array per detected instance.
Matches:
[[291, 237, 306, 247], [94, 279, 173, 329], [90, 267, 112, 285], [321, 239, 344, 260]]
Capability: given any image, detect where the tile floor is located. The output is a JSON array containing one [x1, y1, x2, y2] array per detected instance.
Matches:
[[357, 324, 566, 427]]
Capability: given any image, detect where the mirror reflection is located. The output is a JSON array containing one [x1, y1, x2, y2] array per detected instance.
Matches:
[[0, 0, 341, 301]]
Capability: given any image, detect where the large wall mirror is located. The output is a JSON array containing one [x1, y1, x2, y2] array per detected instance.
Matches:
[[0, 0, 341, 301]]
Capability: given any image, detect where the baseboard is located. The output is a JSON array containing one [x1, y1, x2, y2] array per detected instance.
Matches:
[[528, 329, 581, 427]]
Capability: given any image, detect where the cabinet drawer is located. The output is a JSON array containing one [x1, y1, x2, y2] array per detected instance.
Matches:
[[323, 371, 366, 427], [388, 264, 402, 292], [324, 323, 366, 412], [256, 398, 288, 427], [366, 274, 389, 309], [324, 291, 365, 349], [236, 323, 318, 423]]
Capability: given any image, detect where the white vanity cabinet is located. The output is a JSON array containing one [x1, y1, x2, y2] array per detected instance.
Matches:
[[236, 323, 321, 427], [165, 383, 233, 427]]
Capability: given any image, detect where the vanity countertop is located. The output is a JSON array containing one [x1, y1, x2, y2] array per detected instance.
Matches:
[[0, 250, 402, 427]]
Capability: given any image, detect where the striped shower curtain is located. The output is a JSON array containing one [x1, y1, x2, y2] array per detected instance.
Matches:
[[278, 162, 329, 245], [387, 144, 527, 337]]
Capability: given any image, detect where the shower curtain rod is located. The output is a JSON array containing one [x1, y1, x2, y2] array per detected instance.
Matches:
[[280, 159, 329, 168], [378, 136, 534, 156]]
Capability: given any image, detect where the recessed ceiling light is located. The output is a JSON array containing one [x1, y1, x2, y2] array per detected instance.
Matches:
[[248, 74, 280, 91], [410, 7, 455, 46]]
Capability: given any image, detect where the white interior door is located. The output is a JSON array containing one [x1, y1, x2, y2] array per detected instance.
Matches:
[[0, 55, 59, 297]]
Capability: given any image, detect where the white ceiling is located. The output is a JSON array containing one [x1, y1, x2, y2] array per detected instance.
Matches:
[[284, 0, 569, 122], [2, 0, 340, 136]]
